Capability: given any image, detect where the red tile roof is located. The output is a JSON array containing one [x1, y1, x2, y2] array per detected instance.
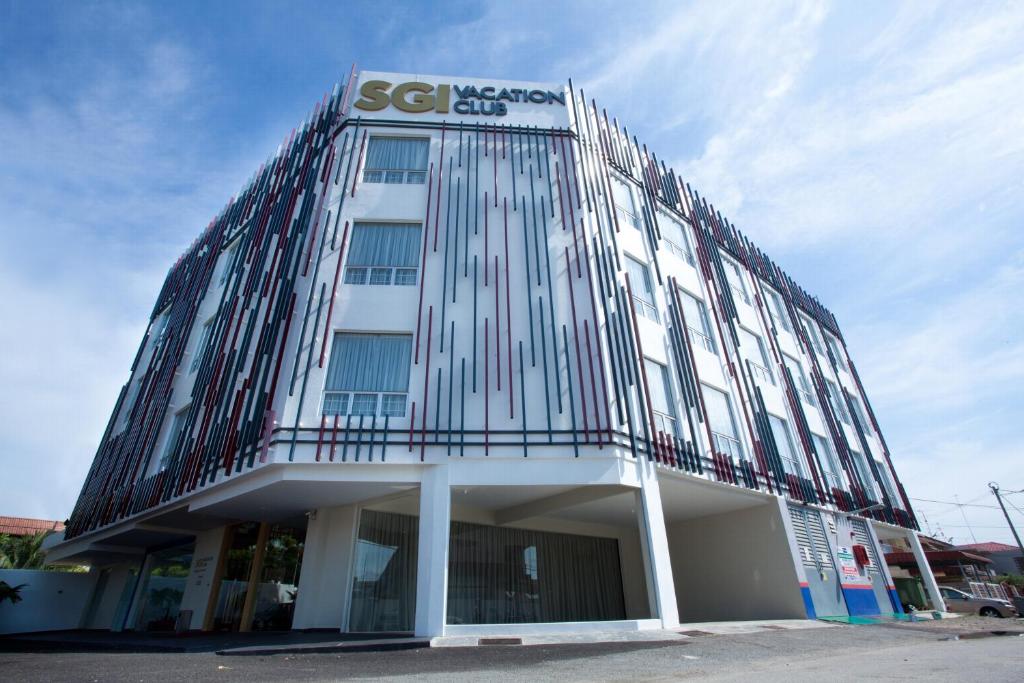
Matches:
[[0, 516, 65, 536], [886, 550, 993, 566], [955, 542, 1021, 554]]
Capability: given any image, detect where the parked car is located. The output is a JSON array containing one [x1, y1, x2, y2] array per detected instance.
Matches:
[[939, 587, 1018, 617]]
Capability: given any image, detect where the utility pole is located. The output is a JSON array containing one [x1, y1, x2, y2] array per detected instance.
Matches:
[[989, 482, 1024, 559]]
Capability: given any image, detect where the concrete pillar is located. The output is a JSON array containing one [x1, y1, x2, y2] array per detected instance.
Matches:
[[775, 498, 815, 619], [635, 461, 679, 628], [292, 505, 359, 630], [414, 464, 451, 637], [178, 526, 229, 630], [907, 531, 946, 612], [865, 522, 904, 614]]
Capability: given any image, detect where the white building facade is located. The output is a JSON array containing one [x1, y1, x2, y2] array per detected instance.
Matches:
[[47, 71, 944, 638]]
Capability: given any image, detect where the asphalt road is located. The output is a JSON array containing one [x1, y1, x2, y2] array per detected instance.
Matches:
[[2, 624, 1022, 682]]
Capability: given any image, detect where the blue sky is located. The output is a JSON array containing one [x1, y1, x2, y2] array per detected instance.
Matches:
[[1, 1, 1022, 544]]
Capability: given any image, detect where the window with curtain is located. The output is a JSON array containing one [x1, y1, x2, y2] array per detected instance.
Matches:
[[850, 447, 879, 500], [800, 314, 825, 355], [644, 359, 679, 436], [658, 212, 695, 265], [765, 287, 792, 333], [849, 395, 871, 434], [812, 433, 844, 491], [447, 520, 626, 625], [625, 256, 658, 322], [825, 379, 851, 425], [769, 415, 804, 477], [824, 333, 848, 371], [702, 384, 744, 460], [363, 136, 429, 184], [783, 354, 815, 406], [344, 222, 421, 286], [349, 511, 418, 632], [678, 288, 715, 354], [874, 458, 901, 505], [158, 406, 189, 472], [611, 178, 640, 230], [739, 328, 773, 385], [189, 318, 214, 374], [322, 333, 412, 418], [219, 238, 241, 286], [721, 256, 750, 305]]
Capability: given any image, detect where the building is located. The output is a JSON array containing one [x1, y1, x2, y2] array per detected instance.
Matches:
[[0, 517, 64, 537], [884, 535, 1014, 607], [955, 542, 1024, 577], [45, 71, 946, 637]]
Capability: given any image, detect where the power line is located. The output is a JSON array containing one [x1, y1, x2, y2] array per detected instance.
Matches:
[[910, 496, 999, 509]]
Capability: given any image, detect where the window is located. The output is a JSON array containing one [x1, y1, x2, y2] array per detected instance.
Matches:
[[875, 458, 901, 504], [722, 256, 750, 305], [850, 448, 879, 500], [159, 407, 189, 472], [323, 333, 413, 418], [824, 333, 848, 371], [344, 222, 421, 286], [611, 178, 641, 230], [645, 359, 679, 436], [153, 307, 172, 348], [800, 315, 825, 355], [740, 328, 773, 385], [825, 379, 851, 425], [219, 239, 241, 286], [362, 136, 429, 184], [769, 415, 804, 477], [659, 212, 695, 266], [189, 319, 214, 374], [625, 256, 658, 322], [678, 289, 715, 354], [702, 385, 744, 460], [812, 433, 844, 491], [849, 395, 871, 433], [120, 378, 143, 427], [784, 354, 815, 406], [764, 287, 792, 333]]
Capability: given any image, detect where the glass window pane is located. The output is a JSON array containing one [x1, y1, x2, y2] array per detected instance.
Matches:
[[702, 386, 737, 440], [349, 511, 418, 632], [770, 415, 803, 477], [381, 394, 407, 417], [369, 267, 392, 285], [345, 267, 368, 284], [351, 393, 378, 415], [322, 392, 349, 416], [394, 268, 417, 286]]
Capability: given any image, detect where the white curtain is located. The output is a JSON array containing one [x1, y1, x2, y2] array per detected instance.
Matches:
[[625, 257, 654, 304], [644, 359, 674, 417], [769, 415, 803, 476], [325, 333, 412, 393], [349, 511, 419, 632], [446, 521, 626, 625], [366, 136, 430, 171], [702, 385, 737, 439], [347, 223, 421, 268], [680, 290, 714, 339]]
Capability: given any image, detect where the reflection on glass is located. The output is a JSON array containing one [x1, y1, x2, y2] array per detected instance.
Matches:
[[134, 543, 194, 631], [212, 522, 259, 631], [250, 524, 306, 631], [349, 511, 418, 632]]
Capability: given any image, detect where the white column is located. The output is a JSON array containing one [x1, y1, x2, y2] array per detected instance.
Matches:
[[865, 522, 902, 612], [178, 526, 229, 630], [414, 463, 451, 637], [292, 505, 359, 630], [635, 460, 679, 628], [907, 531, 946, 612]]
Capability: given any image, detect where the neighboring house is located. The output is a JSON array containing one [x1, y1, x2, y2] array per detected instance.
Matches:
[[0, 516, 64, 537], [955, 542, 1024, 577], [885, 536, 1019, 604]]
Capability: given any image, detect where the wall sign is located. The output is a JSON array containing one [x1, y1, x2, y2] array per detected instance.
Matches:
[[354, 79, 566, 118]]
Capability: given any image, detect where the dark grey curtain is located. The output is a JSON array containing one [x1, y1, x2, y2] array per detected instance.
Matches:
[[348, 511, 418, 632], [446, 521, 626, 625]]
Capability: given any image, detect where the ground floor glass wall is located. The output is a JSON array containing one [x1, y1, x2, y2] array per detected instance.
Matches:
[[447, 521, 627, 624], [349, 511, 419, 632], [134, 543, 194, 631]]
